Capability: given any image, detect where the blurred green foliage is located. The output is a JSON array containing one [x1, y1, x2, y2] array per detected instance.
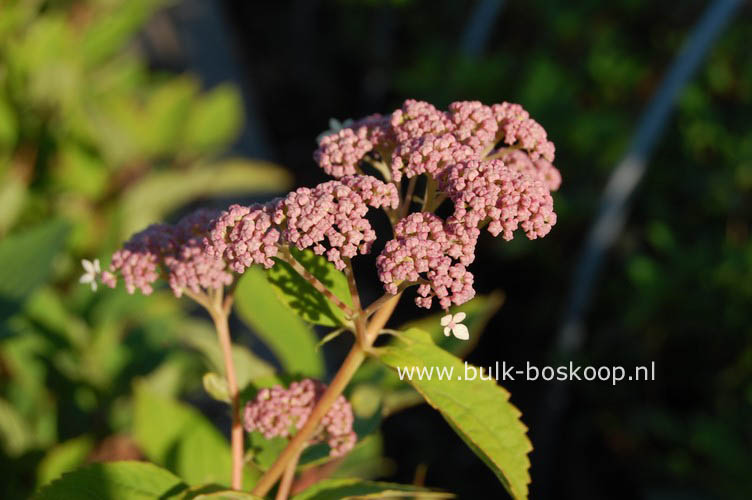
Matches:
[[0, 1, 293, 497]]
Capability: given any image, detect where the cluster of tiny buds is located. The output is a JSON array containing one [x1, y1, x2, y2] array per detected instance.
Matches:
[[243, 379, 356, 457], [377, 213, 476, 310], [101, 209, 232, 297], [93, 99, 559, 315]]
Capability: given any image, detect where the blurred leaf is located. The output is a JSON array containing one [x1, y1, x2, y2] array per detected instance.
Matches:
[[142, 78, 198, 156], [120, 159, 292, 237], [0, 171, 27, 236], [291, 478, 453, 500], [36, 435, 95, 487], [53, 143, 109, 199], [0, 97, 18, 149], [0, 219, 69, 322], [183, 85, 243, 154], [81, 0, 168, 67], [34, 461, 188, 500], [377, 328, 532, 500], [179, 319, 275, 388], [132, 382, 257, 488], [235, 267, 324, 378], [202, 372, 230, 403], [0, 397, 35, 456], [399, 292, 504, 358], [266, 248, 353, 327]]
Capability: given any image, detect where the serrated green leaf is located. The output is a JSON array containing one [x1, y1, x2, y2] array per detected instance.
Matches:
[[120, 159, 292, 238], [33, 461, 188, 500], [0, 219, 69, 323], [266, 248, 353, 327], [291, 478, 453, 500], [132, 382, 258, 488], [183, 85, 243, 154], [376, 328, 532, 500], [203, 372, 230, 403], [234, 267, 324, 378], [36, 435, 95, 487]]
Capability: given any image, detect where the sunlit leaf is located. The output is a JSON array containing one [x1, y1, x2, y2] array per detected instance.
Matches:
[[266, 248, 353, 327], [36, 436, 95, 487], [377, 328, 532, 500], [234, 267, 324, 378], [132, 382, 258, 488], [34, 461, 188, 500]]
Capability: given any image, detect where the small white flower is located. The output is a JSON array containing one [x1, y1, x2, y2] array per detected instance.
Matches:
[[80, 258, 101, 291], [440, 312, 469, 340]]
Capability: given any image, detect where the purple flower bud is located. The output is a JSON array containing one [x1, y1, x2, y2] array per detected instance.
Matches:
[[243, 379, 357, 457]]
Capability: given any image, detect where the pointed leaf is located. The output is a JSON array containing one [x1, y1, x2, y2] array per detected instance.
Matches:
[[34, 461, 188, 500], [235, 267, 325, 377], [376, 328, 532, 500], [132, 382, 258, 488], [0, 219, 69, 323], [266, 248, 353, 327]]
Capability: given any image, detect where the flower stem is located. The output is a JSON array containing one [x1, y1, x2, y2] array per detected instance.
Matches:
[[207, 288, 244, 491], [251, 292, 403, 497], [275, 448, 302, 500]]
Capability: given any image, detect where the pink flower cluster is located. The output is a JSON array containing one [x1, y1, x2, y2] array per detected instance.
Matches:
[[104, 99, 559, 314], [376, 213, 477, 309], [103, 209, 232, 297], [243, 379, 356, 457], [443, 159, 556, 241], [314, 115, 390, 178], [313, 99, 559, 185], [205, 203, 280, 273], [272, 177, 398, 270]]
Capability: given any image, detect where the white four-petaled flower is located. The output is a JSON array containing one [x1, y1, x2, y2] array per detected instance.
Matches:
[[80, 259, 101, 291], [441, 312, 469, 340]]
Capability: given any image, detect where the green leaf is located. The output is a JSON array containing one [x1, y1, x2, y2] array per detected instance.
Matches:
[[266, 248, 353, 327], [235, 267, 324, 378], [291, 478, 453, 500], [0, 219, 69, 323], [33, 461, 188, 500], [37, 436, 95, 487], [376, 328, 532, 500], [203, 372, 230, 403], [0, 397, 35, 456], [81, 0, 168, 67], [132, 382, 258, 488], [179, 318, 275, 388], [399, 292, 504, 358], [182, 85, 243, 154], [120, 159, 292, 238], [181, 484, 263, 499]]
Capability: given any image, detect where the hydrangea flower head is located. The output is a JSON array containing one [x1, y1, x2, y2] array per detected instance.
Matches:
[[243, 378, 357, 457], [103, 209, 232, 297]]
